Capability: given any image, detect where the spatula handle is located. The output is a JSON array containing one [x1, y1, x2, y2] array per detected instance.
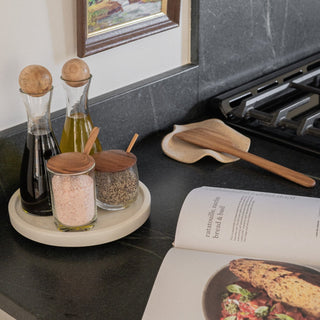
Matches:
[[223, 145, 315, 188], [174, 129, 316, 188]]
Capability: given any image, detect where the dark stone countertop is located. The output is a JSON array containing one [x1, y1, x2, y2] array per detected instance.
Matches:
[[1, 129, 320, 320]]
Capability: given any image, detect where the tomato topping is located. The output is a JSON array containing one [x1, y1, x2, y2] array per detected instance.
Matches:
[[221, 281, 317, 320]]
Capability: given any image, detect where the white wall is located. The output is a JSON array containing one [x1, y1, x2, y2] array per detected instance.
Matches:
[[0, 0, 190, 131]]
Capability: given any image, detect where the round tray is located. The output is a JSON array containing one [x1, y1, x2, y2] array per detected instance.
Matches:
[[8, 181, 151, 247]]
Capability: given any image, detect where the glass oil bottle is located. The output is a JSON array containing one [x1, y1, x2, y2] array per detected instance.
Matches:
[[18, 65, 60, 215], [59, 58, 102, 154]]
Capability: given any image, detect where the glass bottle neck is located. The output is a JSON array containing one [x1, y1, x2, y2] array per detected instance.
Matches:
[[61, 76, 91, 118], [20, 88, 53, 135]]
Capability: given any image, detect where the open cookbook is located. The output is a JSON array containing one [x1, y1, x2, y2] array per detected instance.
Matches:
[[142, 186, 320, 320]]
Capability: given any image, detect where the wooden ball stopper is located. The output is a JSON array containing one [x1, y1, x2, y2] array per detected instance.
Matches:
[[19, 65, 52, 97], [61, 58, 91, 87]]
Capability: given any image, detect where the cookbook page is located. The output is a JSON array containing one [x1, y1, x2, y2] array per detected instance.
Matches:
[[142, 247, 320, 320], [142, 248, 238, 320], [174, 187, 320, 266]]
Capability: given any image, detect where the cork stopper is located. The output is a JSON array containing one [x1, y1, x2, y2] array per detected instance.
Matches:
[[61, 58, 91, 87], [19, 65, 52, 97], [47, 152, 95, 174], [92, 150, 137, 172]]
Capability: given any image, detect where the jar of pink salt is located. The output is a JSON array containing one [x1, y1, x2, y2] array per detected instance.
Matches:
[[46, 152, 97, 231]]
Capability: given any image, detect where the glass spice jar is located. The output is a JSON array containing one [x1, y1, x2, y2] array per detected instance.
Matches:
[[47, 152, 97, 231], [92, 150, 139, 211]]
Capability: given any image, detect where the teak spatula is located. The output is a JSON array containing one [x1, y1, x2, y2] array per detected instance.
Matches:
[[174, 128, 316, 188]]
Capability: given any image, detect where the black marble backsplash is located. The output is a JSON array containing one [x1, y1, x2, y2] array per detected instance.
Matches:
[[198, 0, 320, 101], [1, 0, 320, 203]]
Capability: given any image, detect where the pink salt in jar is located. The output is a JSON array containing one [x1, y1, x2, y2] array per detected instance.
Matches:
[[47, 152, 97, 231]]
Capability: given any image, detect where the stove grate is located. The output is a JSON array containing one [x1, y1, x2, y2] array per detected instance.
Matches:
[[212, 54, 320, 155]]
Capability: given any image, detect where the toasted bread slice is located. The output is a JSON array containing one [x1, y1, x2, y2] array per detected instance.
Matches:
[[229, 258, 320, 318]]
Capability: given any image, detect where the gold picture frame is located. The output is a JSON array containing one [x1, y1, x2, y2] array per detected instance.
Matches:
[[77, 0, 181, 57]]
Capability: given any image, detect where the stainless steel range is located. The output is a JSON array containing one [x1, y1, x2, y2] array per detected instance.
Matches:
[[212, 53, 320, 156]]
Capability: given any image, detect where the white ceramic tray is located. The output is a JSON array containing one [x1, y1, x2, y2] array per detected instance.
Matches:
[[8, 181, 151, 247]]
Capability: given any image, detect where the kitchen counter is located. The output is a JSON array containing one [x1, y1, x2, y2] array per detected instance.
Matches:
[[1, 128, 319, 320]]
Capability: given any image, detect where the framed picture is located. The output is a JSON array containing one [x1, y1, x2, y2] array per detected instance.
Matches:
[[77, 0, 181, 57]]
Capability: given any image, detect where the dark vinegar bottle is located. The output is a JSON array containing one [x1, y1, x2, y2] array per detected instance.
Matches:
[[18, 65, 61, 215], [20, 132, 60, 215]]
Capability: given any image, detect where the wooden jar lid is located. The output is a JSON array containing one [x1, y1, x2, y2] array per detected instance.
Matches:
[[92, 150, 137, 172], [19, 65, 52, 97], [61, 58, 91, 87], [47, 152, 95, 174]]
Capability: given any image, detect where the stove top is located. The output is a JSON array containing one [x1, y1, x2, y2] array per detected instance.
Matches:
[[212, 53, 320, 156]]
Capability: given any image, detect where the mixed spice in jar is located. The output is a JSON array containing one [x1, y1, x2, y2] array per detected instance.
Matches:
[[92, 150, 139, 211], [47, 152, 97, 231]]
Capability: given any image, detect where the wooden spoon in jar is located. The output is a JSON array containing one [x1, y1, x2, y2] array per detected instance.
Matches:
[[84, 127, 100, 155], [174, 128, 316, 188]]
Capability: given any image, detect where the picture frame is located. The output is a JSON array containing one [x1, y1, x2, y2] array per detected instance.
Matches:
[[77, 0, 181, 57]]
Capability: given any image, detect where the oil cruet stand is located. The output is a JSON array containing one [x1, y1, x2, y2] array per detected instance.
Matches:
[[8, 66, 151, 246], [18, 65, 60, 216], [8, 180, 150, 246], [9, 128, 150, 246]]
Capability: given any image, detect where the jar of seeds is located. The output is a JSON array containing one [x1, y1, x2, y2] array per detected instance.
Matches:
[[47, 152, 97, 231], [92, 150, 139, 210]]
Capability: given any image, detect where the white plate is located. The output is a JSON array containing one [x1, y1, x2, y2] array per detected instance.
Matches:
[[8, 181, 151, 247]]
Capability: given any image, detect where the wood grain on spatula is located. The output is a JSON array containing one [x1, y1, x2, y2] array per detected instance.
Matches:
[[175, 128, 316, 188]]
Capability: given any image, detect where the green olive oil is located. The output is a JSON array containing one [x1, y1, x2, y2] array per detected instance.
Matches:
[[59, 113, 102, 154]]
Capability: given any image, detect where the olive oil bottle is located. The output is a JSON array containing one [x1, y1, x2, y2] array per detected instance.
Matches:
[[60, 58, 102, 154], [60, 113, 101, 153]]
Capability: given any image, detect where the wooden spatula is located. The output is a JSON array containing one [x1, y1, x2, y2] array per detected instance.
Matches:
[[174, 128, 316, 188]]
